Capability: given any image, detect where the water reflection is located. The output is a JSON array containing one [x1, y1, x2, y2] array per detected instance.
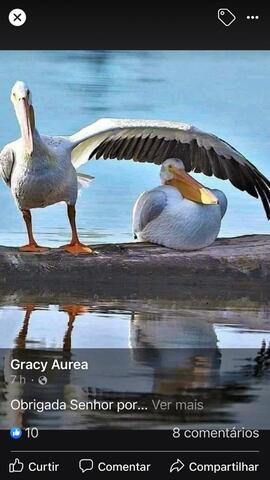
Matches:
[[15, 305, 90, 352], [0, 303, 269, 429]]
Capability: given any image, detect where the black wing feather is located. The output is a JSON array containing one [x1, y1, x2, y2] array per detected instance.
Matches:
[[89, 132, 270, 219]]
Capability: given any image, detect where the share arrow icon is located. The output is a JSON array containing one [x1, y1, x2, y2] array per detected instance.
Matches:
[[169, 458, 185, 473]]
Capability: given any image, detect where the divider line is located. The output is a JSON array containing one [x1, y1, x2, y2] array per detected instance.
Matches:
[[11, 450, 260, 453]]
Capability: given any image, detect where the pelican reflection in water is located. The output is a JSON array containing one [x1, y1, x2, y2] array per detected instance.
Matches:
[[1, 304, 268, 429]]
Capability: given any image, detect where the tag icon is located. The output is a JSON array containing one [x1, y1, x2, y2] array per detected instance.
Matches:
[[218, 8, 236, 27]]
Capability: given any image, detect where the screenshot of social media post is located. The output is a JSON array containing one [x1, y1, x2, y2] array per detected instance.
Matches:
[[0, 4, 269, 478]]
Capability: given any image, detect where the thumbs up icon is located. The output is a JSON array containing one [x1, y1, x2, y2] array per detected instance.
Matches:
[[9, 458, 24, 473]]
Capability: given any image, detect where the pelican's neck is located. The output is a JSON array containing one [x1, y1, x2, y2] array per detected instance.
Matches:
[[165, 178, 183, 195], [32, 128, 41, 143]]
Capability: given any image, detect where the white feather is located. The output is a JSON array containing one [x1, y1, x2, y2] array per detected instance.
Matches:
[[133, 185, 227, 251]]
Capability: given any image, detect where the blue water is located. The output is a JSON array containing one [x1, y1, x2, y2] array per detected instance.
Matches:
[[0, 50, 269, 247]]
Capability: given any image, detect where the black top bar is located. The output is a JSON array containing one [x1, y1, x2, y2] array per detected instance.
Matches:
[[0, 3, 268, 50]]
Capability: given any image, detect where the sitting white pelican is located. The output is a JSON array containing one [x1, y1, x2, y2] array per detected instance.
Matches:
[[0, 81, 269, 253], [133, 158, 227, 250]]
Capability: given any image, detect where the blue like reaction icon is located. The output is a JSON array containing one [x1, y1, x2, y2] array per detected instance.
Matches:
[[10, 427, 23, 440]]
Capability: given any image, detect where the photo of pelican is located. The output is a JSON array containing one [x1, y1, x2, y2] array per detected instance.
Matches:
[[1, 80, 269, 252], [133, 158, 227, 250]]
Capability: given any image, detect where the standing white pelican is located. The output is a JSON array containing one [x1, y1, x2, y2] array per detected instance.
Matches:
[[0, 81, 94, 253], [0, 81, 269, 253], [133, 158, 227, 250]]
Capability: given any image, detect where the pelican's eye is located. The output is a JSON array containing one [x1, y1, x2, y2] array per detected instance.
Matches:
[[168, 165, 174, 171], [26, 89, 30, 96]]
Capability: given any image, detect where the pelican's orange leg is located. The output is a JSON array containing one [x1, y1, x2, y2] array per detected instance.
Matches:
[[62, 304, 89, 351], [62, 205, 93, 254], [15, 304, 36, 349], [19, 209, 48, 252]]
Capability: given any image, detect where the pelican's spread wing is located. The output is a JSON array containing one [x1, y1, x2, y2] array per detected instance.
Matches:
[[0, 147, 14, 186], [70, 118, 270, 218], [76, 173, 94, 190], [133, 188, 167, 235]]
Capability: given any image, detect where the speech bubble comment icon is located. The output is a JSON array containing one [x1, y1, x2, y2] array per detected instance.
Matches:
[[79, 459, 94, 473], [218, 8, 236, 27]]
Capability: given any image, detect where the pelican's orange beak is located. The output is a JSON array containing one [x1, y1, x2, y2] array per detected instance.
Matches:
[[19, 97, 33, 156], [171, 166, 218, 205]]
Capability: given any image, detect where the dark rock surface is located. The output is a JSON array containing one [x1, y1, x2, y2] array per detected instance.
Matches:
[[0, 235, 269, 304]]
